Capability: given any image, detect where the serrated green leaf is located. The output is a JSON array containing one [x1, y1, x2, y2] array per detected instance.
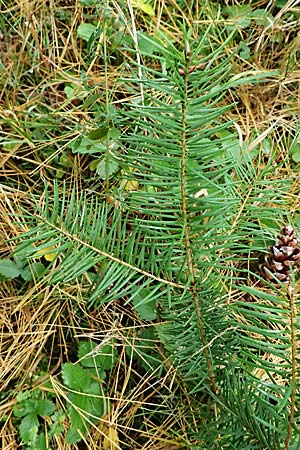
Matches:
[[96, 157, 119, 179], [250, 9, 273, 26], [77, 23, 97, 42], [85, 382, 108, 417], [69, 393, 90, 426], [0, 259, 20, 279], [36, 399, 56, 417], [97, 343, 117, 371], [66, 387, 106, 444], [66, 399, 87, 444], [19, 413, 39, 444], [61, 363, 87, 391], [71, 385, 106, 417], [13, 399, 36, 418], [66, 427, 82, 445], [49, 411, 66, 437], [78, 341, 116, 371], [15, 391, 31, 403], [36, 432, 47, 450], [78, 340, 103, 368]]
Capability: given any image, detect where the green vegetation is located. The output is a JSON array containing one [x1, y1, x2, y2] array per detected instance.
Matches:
[[1, 1, 300, 449]]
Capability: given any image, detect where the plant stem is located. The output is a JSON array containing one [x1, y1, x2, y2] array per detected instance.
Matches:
[[285, 284, 297, 450]]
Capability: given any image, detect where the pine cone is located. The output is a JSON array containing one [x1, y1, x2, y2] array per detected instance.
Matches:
[[260, 225, 300, 283]]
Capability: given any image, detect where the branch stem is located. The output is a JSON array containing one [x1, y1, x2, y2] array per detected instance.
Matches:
[[285, 284, 297, 450], [180, 56, 216, 393]]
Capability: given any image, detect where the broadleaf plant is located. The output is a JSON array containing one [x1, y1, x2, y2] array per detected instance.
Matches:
[[61, 339, 114, 444], [13, 391, 57, 449], [11, 24, 300, 448], [13, 339, 114, 447]]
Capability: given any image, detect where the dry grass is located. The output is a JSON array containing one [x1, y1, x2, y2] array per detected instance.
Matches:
[[1, 0, 300, 449]]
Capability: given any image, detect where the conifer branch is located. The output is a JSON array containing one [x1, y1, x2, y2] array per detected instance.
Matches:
[[180, 45, 216, 393]]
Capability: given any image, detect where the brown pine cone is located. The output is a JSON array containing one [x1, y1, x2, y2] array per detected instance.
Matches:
[[259, 225, 300, 283]]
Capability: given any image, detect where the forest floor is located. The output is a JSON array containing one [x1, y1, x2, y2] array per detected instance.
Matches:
[[1, 1, 300, 449]]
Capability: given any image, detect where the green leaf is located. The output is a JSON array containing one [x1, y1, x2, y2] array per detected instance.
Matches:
[[36, 432, 47, 450], [132, 0, 155, 16], [49, 411, 66, 437], [36, 399, 56, 417], [292, 152, 300, 163], [84, 382, 107, 415], [71, 137, 106, 155], [66, 387, 106, 444], [77, 23, 97, 42], [132, 288, 157, 321], [136, 32, 157, 55], [79, 0, 96, 5], [96, 157, 119, 179], [223, 5, 252, 29], [59, 153, 72, 167], [250, 9, 273, 26], [66, 398, 88, 444], [219, 131, 241, 160], [13, 400, 35, 418], [69, 393, 90, 426], [79, 341, 116, 371], [20, 262, 45, 281], [0, 258, 20, 279], [260, 138, 271, 155], [97, 342, 117, 370], [89, 159, 100, 171], [290, 143, 300, 163], [64, 85, 75, 99], [66, 427, 82, 444], [293, 213, 300, 229], [87, 126, 109, 141], [61, 363, 88, 391], [239, 41, 251, 60], [13, 243, 35, 267], [78, 340, 106, 370], [108, 128, 121, 140], [63, 360, 107, 444], [19, 413, 39, 444], [275, 0, 288, 6], [15, 391, 32, 403]]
